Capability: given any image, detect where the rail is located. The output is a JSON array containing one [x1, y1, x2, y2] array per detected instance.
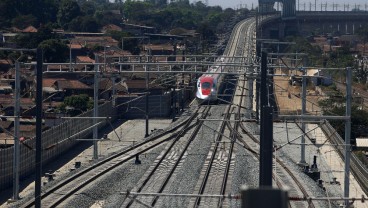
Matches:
[[320, 121, 368, 196]]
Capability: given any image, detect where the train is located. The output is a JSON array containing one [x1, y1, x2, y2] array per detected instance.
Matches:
[[195, 57, 227, 101]]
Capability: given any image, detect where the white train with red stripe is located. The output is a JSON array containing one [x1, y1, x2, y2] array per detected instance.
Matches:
[[196, 57, 226, 101]]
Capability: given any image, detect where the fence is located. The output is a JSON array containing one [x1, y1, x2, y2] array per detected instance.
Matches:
[[0, 101, 116, 191], [0, 88, 193, 192]]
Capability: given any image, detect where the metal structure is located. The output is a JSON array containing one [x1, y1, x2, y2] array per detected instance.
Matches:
[[259, 0, 296, 19]]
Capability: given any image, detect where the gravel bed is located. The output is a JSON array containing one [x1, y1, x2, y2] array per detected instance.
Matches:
[[61, 146, 165, 208], [154, 106, 227, 207], [273, 122, 342, 207], [229, 143, 260, 207]]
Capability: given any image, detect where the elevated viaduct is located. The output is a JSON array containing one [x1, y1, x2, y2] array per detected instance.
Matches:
[[259, 0, 368, 38], [261, 11, 368, 39]]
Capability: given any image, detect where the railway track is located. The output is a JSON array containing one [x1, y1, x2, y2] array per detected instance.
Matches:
[[189, 18, 252, 207], [15, 14, 330, 208], [20, 108, 201, 208], [239, 122, 317, 208], [123, 106, 212, 207]]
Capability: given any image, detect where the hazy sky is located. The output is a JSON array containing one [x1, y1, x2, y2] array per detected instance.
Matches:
[[197, 0, 368, 10]]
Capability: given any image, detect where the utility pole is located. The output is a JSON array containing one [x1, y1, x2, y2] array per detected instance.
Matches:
[[69, 39, 72, 71], [93, 55, 99, 160], [0, 48, 37, 203], [145, 49, 150, 138], [298, 68, 307, 166], [259, 51, 273, 187], [35, 48, 43, 208], [12, 61, 20, 200], [344, 67, 352, 207]]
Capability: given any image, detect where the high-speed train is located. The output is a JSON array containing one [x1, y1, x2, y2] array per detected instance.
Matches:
[[196, 57, 226, 101]]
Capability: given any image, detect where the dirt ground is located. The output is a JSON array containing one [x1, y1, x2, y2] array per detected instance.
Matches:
[[273, 68, 322, 115]]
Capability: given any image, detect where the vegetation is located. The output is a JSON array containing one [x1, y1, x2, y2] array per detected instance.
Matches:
[[318, 88, 368, 144], [0, 0, 241, 40], [0, 0, 247, 60], [282, 34, 368, 143], [58, 94, 93, 116]]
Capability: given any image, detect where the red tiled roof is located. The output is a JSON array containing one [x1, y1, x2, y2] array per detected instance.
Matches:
[[71, 36, 119, 47], [68, 43, 83, 49], [22, 26, 38, 33], [143, 44, 174, 51], [102, 24, 122, 32], [99, 78, 127, 92], [76, 56, 95, 63], [56, 80, 91, 90], [0, 95, 34, 107], [0, 59, 12, 65], [43, 78, 64, 88], [18, 125, 36, 132]]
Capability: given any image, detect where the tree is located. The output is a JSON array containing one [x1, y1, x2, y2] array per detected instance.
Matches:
[[123, 0, 152, 23], [11, 15, 38, 29], [36, 0, 59, 24], [357, 26, 368, 57], [14, 25, 57, 48], [318, 90, 368, 142], [57, 0, 81, 29], [80, 1, 96, 16], [39, 39, 69, 62], [0, 0, 16, 27], [68, 16, 99, 32], [59, 94, 93, 116]]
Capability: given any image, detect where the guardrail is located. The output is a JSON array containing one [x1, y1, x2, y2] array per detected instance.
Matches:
[[320, 121, 368, 195]]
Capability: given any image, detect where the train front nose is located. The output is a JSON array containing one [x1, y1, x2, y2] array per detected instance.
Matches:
[[201, 81, 212, 97], [201, 87, 211, 96]]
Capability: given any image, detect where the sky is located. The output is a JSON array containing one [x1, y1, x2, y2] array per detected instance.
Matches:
[[195, 0, 368, 10]]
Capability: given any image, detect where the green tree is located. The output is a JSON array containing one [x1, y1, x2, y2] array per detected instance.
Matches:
[[68, 16, 99, 32], [59, 94, 93, 116], [39, 39, 69, 62], [80, 1, 96, 16], [319, 90, 368, 142], [123, 0, 152, 23], [57, 0, 81, 29], [14, 25, 56, 48], [0, 0, 16, 27], [11, 15, 38, 29], [357, 26, 368, 57]]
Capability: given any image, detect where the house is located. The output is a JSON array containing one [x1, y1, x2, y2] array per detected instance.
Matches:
[[356, 138, 368, 151], [142, 43, 175, 56], [121, 23, 155, 36], [0, 94, 34, 116], [67, 42, 86, 61], [308, 69, 333, 86], [0, 133, 13, 148], [42, 78, 92, 98], [0, 59, 12, 72], [125, 79, 165, 95], [94, 48, 132, 72], [76, 56, 95, 71], [70, 36, 119, 48], [0, 85, 12, 95], [101, 24, 122, 33], [22, 26, 38, 33], [99, 78, 128, 100]]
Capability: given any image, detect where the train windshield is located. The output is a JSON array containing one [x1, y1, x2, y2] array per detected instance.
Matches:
[[202, 82, 211, 89]]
